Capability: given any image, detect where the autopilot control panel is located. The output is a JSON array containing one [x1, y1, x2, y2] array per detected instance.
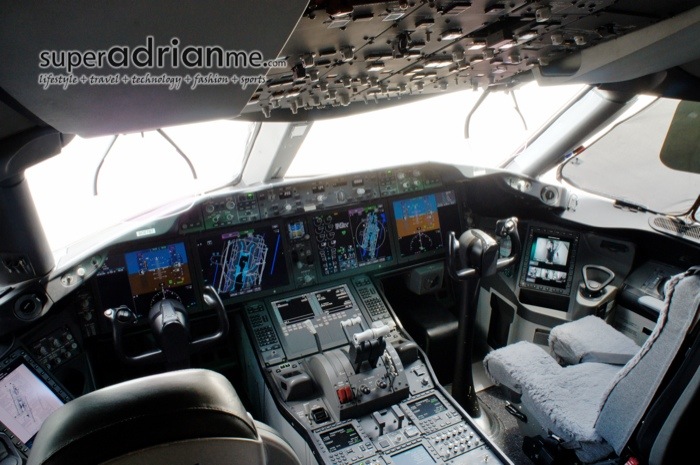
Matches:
[[242, 275, 511, 465]]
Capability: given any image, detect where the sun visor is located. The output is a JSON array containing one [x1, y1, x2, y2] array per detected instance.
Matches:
[[660, 100, 700, 174], [0, 1, 307, 137]]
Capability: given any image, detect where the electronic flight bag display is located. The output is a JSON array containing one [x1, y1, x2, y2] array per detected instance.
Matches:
[[196, 223, 289, 300]]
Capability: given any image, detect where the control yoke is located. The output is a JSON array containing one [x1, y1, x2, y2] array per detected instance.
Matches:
[[446, 217, 520, 421], [106, 285, 229, 370]]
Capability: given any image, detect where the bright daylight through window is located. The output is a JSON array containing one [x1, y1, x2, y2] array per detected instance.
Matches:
[[26, 120, 253, 251], [26, 82, 582, 252]]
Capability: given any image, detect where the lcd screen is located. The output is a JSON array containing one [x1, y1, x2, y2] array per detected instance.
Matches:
[[408, 395, 447, 420], [197, 223, 289, 300], [314, 204, 392, 276], [393, 191, 459, 258], [520, 228, 579, 295], [320, 425, 362, 453], [391, 445, 436, 465], [315, 286, 353, 314], [0, 362, 64, 444], [274, 295, 315, 325]]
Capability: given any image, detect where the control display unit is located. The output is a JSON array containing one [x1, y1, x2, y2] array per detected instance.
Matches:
[[270, 284, 366, 359], [0, 350, 72, 451], [320, 424, 363, 453], [95, 241, 197, 317], [196, 223, 289, 300], [520, 227, 579, 295], [313, 204, 392, 276], [392, 190, 459, 258], [407, 394, 447, 420]]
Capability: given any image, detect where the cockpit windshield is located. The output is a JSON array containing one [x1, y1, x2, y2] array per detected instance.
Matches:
[[561, 96, 700, 215], [26, 120, 254, 251]]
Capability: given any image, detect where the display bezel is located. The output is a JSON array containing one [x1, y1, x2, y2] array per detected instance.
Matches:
[[94, 236, 202, 318], [391, 190, 461, 264], [311, 203, 395, 278], [518, 226, 579, 296], [0, 349, 72, 451], [193, 220, 294, 304]]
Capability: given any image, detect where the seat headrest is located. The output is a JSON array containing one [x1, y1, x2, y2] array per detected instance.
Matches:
[[28, 369, 257, 465]]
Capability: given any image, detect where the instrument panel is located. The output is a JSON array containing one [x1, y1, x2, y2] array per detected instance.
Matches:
[[90, 165, 463, 323]]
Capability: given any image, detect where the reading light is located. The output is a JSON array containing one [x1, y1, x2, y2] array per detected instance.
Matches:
[[424, 57, 453, 68], [440, 29, 463, 41], [367, 61, 385, 72]]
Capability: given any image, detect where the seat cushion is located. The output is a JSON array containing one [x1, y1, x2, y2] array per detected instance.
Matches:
[[28, 369, 257, 465], [484, 341, 621, 442], [549, 315, 640, 365]]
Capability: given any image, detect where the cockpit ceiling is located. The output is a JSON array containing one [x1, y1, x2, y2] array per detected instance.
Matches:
[[0, 1, 308, 137], [239, 0, 700, 120], [0, 1, 699, 137]]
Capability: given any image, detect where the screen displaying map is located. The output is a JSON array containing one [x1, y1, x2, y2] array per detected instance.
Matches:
[[196, 223, 289, 299]]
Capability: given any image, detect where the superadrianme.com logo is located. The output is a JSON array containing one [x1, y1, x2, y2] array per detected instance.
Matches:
[[37, 36, 286, 90]]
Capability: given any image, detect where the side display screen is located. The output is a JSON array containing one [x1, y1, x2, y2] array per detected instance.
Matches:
[[0, 352, 71, 449], [520, 227, 579, 295], [392, 191, 459, 258], [96, 241, 197, 317], [196, 223, 289, 300], [313, 204, 392, 276]]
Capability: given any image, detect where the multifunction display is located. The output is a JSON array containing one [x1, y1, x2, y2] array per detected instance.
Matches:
[[520, 227, 579, 295], [320, 425, 363, 453], [392, 191, 459, 258], [96, 241, 197, 317], [197, 223, 289, 300], [313, 204, 392, 276], [408, 395, 447, 420]]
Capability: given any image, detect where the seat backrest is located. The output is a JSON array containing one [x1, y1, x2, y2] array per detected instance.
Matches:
[[595, 267, 700, 455], [27, 369, 302, 465]]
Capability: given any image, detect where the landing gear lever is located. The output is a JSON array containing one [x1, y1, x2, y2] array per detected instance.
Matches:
[[447, 218, 520, 426]]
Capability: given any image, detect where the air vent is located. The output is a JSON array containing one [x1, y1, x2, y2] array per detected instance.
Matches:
[[650, 217, 700, 243]]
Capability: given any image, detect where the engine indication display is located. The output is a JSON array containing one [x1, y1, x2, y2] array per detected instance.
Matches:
[[197, 223, 289, 300], [314, 204, 392, 276], [392, 191, 458, 258]]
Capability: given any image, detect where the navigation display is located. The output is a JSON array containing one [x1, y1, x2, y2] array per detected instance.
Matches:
[[392, 191, 459, 258], [96, 241, 197, 317], [0, 356, 68, 448], [520, 227, 579, 295], [313, 204, 392, 276], [320, 425, 362, 452], [197, 223, 289, 300]]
